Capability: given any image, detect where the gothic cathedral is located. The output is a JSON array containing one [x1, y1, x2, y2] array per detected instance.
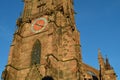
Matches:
[[2, 0, 117, 80]]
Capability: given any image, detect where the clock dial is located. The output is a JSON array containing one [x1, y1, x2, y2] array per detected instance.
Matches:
[[31, 17, 48, 33]]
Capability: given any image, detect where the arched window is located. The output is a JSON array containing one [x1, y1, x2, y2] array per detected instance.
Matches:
[[31, 40, 41, 65]]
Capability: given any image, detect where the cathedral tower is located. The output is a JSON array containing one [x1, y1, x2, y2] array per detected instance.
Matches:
[[2, 0, 117, 80], [2, 0, 82, 80]]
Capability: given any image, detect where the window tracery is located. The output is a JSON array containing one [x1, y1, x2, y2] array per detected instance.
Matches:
[[31, 40, 41, 65]]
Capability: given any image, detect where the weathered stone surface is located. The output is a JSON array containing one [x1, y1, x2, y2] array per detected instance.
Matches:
[[2, 0, 117, 80]]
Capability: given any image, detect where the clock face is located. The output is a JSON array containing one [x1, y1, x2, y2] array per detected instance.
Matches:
[[31, 17, 48, 33]]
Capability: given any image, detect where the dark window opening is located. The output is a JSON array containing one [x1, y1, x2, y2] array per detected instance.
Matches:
[[92, 75, 98, 80], [31, 40, 41, 65], [84, 78, 87, 80], [42, 76, 54, 80]]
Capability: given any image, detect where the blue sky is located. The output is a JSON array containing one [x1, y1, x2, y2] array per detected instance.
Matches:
[[0, 0, 120, 79]]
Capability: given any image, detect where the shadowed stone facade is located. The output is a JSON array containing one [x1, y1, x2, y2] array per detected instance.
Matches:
[[2, 0, 117, 80]]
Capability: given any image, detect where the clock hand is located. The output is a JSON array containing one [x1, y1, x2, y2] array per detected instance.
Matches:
[[35, 23, 42, 26]]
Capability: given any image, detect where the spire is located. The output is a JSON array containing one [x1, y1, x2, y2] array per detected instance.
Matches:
[[98, 49, 105, 69], [105, 56, 112, 70], [98, 49, 103, 59]]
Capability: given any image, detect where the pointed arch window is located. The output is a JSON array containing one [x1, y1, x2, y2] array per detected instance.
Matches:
[[31, 40, 41, 65]]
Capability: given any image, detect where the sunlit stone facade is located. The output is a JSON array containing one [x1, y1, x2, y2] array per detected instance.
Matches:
[[2, 0, 116, 80]]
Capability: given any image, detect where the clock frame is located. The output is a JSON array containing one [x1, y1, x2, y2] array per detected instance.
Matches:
[[31, 17, 48, 33]]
